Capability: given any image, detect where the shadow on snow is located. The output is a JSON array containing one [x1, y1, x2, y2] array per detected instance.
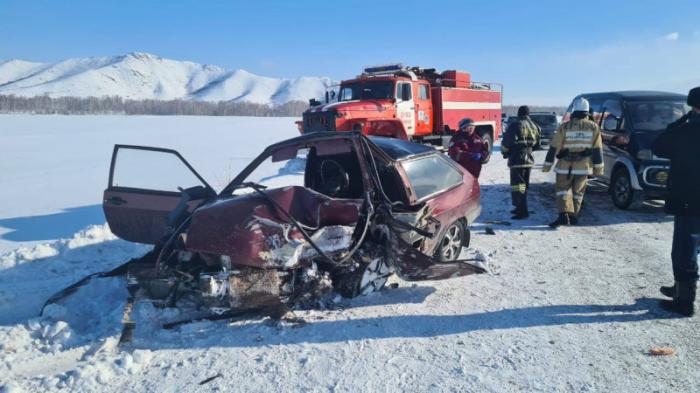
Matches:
[[474, 180, 672, 232], [132, 297, 680, 349], [0, 204, 105, 242]]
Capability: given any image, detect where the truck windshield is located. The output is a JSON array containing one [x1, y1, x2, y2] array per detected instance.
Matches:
[[530, 115, 557, 127], [339, 81, 395, 101], [628, 100, 690, 131]]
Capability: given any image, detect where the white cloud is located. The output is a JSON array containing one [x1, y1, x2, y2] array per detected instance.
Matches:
[[663, 32, 679, 41]]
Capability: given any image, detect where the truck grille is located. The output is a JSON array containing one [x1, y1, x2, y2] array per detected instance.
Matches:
[[303, 110, 337, 133]]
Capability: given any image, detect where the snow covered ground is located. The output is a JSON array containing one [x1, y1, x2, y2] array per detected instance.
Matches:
[[0, 115, 698, 392]]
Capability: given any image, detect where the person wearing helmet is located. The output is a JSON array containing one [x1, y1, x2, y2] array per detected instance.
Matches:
[[543, 97, 604, 227], [447, 118, 489, 179], [652, 86, 700, 317], [501, 105, 540, 219]]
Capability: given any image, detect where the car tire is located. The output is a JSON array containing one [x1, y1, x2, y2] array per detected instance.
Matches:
[[434, 220, 470, 262], [332, 257, 392, 298], [480, 133, 493, 164], [610, 167, 643, 210]]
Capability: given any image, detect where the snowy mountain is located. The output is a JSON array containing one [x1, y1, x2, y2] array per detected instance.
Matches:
[[0, 52, 333, 105]]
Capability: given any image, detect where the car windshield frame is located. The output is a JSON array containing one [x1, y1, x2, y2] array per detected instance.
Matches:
[[338, 80, 396, 101], [626, 99, 690, 132], [220, 134, 368, 197]]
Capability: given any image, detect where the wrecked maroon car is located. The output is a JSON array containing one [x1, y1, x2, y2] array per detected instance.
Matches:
[[69, 132, 483, 330]]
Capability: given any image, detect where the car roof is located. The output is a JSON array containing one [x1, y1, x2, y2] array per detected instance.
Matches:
[[578, 90, 686, 101], [368, 136, 436, 160], [265, 132, 435, 161]]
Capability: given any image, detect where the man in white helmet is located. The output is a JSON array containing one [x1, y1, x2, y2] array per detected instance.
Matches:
[[542, 97, 604, 227]]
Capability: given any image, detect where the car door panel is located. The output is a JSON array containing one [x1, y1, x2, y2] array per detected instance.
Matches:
[[103, 145, 214, 245]]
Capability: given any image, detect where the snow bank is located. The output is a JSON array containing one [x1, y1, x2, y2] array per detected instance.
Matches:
[[0, 224, 148, 325]]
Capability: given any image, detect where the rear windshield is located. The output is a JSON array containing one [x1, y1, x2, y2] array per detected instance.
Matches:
[[628, 100, 690, 131]]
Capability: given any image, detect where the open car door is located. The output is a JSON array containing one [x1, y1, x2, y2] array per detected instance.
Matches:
[[103, 145, 215, 245]]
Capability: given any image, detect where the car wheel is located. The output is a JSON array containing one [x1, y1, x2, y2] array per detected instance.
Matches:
[[480, 133, 493, 164], [434, 220, 469, 262], [611, 168, 642, 209], [333, 258, 392, 298]]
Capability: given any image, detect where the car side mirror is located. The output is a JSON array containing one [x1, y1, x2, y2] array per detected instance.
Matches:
[[603, 116, 620, 132]]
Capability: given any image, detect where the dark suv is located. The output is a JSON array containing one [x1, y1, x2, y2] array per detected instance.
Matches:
[[529, 112, 558, 149], [566, 91, 689, 209]]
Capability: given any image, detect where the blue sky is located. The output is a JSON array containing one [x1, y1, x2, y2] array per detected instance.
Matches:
[[1, 0, 698, 105]]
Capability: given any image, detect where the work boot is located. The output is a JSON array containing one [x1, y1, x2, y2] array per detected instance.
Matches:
[[660, 281, 696, 317], [568, 214, 579, 226], [548, 213, 570, 228], [660, 283, 676, 298]]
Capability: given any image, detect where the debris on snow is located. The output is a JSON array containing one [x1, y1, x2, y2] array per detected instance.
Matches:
[[649, 347, 675, 356]]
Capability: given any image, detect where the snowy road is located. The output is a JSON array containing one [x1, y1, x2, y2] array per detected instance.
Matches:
[[0, 115, 698, 392]]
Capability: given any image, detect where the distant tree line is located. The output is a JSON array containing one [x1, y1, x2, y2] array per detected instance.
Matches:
[[0, 95, 311, 117], [502, 104, 567, 116], [0, 95, 566, 117]]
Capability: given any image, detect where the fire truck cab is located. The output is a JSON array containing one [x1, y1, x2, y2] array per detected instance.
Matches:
[[298, 64, 503, 157]]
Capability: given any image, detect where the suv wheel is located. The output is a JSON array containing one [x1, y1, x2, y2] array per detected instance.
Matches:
[[611, 168, 642, 209]]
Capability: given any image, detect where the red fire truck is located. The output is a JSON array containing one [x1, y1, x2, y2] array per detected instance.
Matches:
[[297, 64, 503, 155]]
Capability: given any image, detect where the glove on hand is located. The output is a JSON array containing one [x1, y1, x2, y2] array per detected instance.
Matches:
[[542, 165, 551, 173], [593, 166, 604, 177]]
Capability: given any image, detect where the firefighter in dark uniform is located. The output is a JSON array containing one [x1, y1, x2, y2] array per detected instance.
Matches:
[[652, 86, 700, 317], [542, 98, 604, 227], [502, 105, 540, 219]]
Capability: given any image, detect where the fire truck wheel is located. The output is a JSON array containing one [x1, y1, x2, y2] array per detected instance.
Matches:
[[480, 133, 493, 164]]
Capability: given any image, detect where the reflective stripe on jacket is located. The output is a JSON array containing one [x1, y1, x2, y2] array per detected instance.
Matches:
[[502, 116, 540, 168], [544, 117, 603, 175]]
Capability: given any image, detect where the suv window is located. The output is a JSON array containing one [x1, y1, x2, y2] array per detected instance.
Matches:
[[402, 154, 462, 200], [530, 114, 557, 127], [628, 100, 689, 131]]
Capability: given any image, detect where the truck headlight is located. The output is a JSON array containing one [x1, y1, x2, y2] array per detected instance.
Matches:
[[637, 149, 653, 160]]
